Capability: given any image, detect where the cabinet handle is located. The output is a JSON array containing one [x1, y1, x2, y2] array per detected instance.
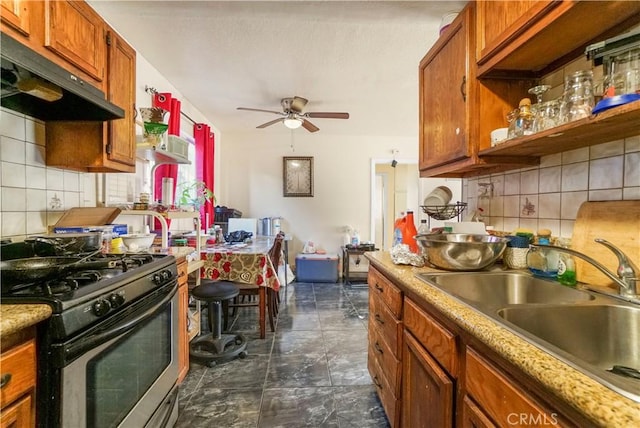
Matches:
[[374, 313, 385, 325], [373, 375, 382, 389], [0, 373, 11, 389], [460, 75, 466, 102], [374, 341, 384, 354], [375, 283, 384, 293]]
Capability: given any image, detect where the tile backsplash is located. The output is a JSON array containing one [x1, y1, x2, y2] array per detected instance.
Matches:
[[0, 109, 98, 239], [463, 136, 640, 238]]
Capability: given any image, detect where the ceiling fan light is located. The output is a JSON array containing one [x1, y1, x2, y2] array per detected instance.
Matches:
[[283, 117, 303, 129]]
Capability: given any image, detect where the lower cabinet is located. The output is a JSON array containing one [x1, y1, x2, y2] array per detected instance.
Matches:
[[461, 395, 496, 428], [0, 335, 36, 428], [177, 259, 189, 384], [402, 330, 454, 428]]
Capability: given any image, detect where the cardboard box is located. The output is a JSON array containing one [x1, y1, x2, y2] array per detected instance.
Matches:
[[51, 207, 128, 236], [295, 253, 339, 283]]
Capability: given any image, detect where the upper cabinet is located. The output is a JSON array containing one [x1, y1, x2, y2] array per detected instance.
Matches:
[[44, 0, 105, 82], [1, 0, 30, 36], [419, 0, 640, 178]]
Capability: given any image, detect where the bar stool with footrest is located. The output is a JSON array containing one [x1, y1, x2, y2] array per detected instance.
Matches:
[[189, 280, 247, 367]]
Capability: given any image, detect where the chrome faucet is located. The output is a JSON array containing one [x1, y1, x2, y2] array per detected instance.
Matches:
[[530, 238, 639, 300]]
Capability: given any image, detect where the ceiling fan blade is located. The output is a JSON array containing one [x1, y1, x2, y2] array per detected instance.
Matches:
[[237, 107, 284, 115], [290, 96, 308, 113], [301, 119, 319, 133], [305, 112, 350, 119], [257, 118, 285, 128]]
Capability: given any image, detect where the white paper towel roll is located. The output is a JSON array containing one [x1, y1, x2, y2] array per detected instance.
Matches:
[[161, 177, 174, 206]]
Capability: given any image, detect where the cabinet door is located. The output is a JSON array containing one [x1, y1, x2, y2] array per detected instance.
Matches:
[[44, 0, 105, 82], [402, 330, 454, 428], [1, 0, 30, 36], [419, 5, 473, 171], [461, 395, 496, 428], [0, 393, 33, 428], [177, 261, 189, 384], [476, 0, 557, 65], [106, 29, 136, 166]]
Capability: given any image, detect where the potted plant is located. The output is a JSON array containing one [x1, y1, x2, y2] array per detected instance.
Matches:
[[177, 181, 215, 211]]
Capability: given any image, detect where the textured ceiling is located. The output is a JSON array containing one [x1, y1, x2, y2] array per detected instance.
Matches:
[[89, 1, 466, 136]]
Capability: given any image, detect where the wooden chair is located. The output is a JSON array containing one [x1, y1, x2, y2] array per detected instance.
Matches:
[[229, 232, 284, 338]]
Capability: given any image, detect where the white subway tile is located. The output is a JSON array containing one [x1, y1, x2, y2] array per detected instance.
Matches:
[[589, 189, 622, 201], [562, 147, 589, 164], [559, 220, 575, 239], [561, 191, 588, 220], [26, 212, 47, 235], [623, 187, 640, 199], [26, 189, 47, 211], [625, 152, 640, 187], [25, 142, 46, 166], [46, 191, 63, 211], [63, 191, 80, 209], [46, 168, 65, 191], [539, 153, 562, 167], [1, 187, 26, 211], [63, 171, 80, 192], [1, 212, 26, 236], [538, 193, 561, 219], [520, 195, 538, 218], [626, 135, 640, 153], [519, 218, 538, 231], [503, 217, 520, 233], [2, 162, 26, 188], [589, 156, 623, 189], [590, 140, 624, 159], [25, 118, 45, 146], [504, 173, 520, 195], [539, 166, 561, 193], [562, 162, 588, 191], [504, 195, 520, 217], [490, 195, 504, 217], [25, 166, 46, 189], [520, 169, 539, 195], [0, 110, 25, 140], [489, 175, 504, 197], [0, 136, 26, 163]]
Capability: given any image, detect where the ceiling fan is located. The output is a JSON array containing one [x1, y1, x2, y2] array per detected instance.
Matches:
[[237, 96, 349, 132]]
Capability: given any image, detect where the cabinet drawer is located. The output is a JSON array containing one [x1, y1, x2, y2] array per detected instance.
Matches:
[[466, 348, 562, 427], [368, 350, 400, 428], [368, 268, 402, 318], [177, 260, 188, 286], [0, 338, 36, 408], [368, 328, 401, 396], [404, 298, 458, 377], [368, 291, 402, 357]]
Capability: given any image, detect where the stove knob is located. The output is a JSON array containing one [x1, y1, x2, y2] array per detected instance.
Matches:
[[161, 270, 172, 281], [109, 293, 125, 308], [152, 273, 162, 284], [92, 300, 111, 317]]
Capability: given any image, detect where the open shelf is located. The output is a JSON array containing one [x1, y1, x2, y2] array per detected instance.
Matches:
[[136, 135, 190, 164]]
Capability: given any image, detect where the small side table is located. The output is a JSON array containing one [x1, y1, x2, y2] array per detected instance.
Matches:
[[342, 245, 377, 285]]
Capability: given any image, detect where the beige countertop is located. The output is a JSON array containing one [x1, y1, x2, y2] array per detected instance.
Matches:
[[1, 304, 52, 338], [366, 251, 640, 428]]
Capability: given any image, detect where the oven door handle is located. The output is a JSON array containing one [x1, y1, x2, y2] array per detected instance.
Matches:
[[65, 283, 177, 360]]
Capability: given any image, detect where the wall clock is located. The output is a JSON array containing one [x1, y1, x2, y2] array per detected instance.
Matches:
[[283, 156, 313, 197]]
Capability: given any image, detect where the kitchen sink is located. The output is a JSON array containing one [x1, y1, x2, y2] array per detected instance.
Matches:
[[416, 271, 594, 310], [416, 271, 640, 402]]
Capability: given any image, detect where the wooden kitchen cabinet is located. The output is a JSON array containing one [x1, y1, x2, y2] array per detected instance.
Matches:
[[0, 336, 36, 428], [368, 267, 403, 427], [177, 259, 189, 384], [1, 0, 30, 37], [45, 25, 136, 173], [420, 0, 640, 178], [44, 0, 105, 82], [461, 395, 496, 428]]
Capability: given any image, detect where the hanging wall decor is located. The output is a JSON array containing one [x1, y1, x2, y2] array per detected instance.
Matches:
[[283, 156, 313, 197]]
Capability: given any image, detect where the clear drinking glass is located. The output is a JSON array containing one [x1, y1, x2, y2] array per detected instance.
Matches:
[[533, 99, 560, 132], [559, 70, 594, 123], [506, 108, 519, 139]]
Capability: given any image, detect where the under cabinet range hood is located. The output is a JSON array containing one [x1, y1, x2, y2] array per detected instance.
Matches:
[[1, 33, 124, 121]]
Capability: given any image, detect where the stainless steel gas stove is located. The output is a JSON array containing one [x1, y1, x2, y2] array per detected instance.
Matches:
[[2, 253, 180, 428]]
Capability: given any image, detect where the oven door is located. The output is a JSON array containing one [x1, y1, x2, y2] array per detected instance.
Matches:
[[54, 280, 179, 428]]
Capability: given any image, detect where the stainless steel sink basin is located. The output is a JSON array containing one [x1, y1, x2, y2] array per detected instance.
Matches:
[[498, 304, 640, 401], [416, 271, 594, 310]]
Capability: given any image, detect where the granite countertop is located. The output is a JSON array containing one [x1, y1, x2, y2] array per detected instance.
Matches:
[[366, 251, 640, 427], [1, 304, 52, 337]]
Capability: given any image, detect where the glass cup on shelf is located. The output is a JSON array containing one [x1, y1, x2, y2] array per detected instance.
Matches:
[[533, 99, 560, 132], [559, 70, 594, 123], [506, 108, 519, 139]]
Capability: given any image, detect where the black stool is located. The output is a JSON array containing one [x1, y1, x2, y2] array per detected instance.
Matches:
[[189, 280, 247, 367]]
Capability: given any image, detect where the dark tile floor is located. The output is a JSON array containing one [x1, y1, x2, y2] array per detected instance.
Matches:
[[176, 281, 390, 428]]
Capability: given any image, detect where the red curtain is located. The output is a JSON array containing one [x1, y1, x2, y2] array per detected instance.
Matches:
[[152, 94, 181, 231], [194, 123, 215, 230]]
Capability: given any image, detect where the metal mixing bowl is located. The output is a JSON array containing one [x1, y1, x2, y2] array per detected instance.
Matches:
[[415, 233, 508, 271]]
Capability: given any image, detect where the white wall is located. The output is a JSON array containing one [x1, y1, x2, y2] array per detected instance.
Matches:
[[218, 131, 417, 256]]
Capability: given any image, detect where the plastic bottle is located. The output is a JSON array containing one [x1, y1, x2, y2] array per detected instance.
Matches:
[[393, 212, 406, 246], [526, 229, 558, 278], [556, 238, 577, 286], [351, 229, 360, 247], [418, 219, 430, 235], [514, 98, 535, 137], [402, 210, 419, 253]]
